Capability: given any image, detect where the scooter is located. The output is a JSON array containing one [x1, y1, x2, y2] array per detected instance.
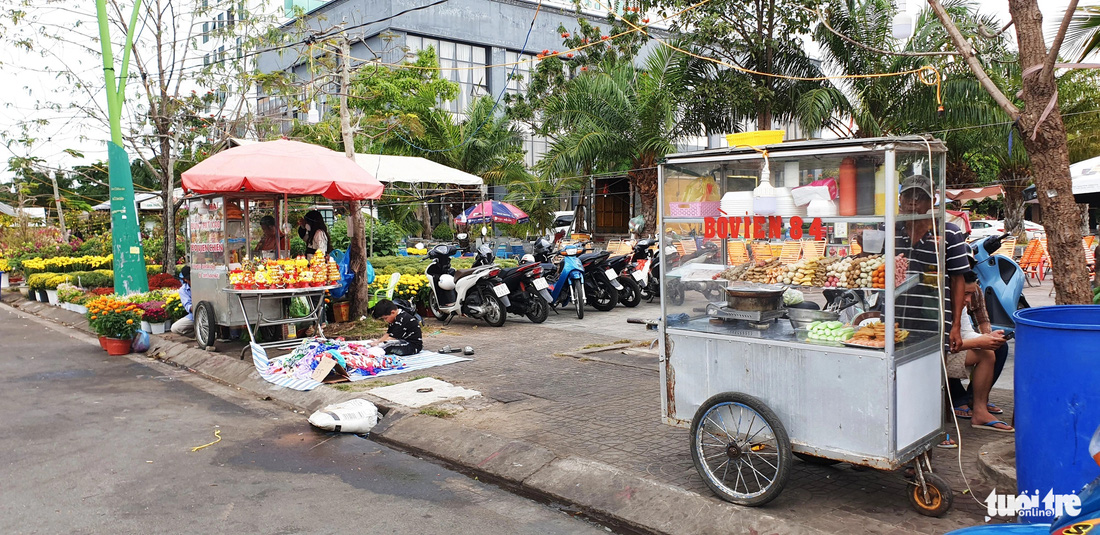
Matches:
[[424, 244, 511, 327], [472, 244, 553, 323], [577, 246, 622, 312], [607, 252, 642, 307], [970, 232, 1030, 334], [532, 238, 586, 319], [638, 236, 685, 306], [946, 424, 1100, 534]]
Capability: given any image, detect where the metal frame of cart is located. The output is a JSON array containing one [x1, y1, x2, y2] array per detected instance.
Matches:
[[184, 192, 338, 353], [657, 136, 955, 515]]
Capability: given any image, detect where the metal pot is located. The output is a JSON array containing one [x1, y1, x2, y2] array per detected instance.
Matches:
[[725, 283, 786, 311]]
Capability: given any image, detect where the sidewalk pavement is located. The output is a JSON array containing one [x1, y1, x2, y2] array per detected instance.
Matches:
[[2, 290, 1024, 534]]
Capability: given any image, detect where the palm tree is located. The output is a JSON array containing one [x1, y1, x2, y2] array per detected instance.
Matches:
[[1065, 5, 1100, 61], [537, 44, 696, 233]]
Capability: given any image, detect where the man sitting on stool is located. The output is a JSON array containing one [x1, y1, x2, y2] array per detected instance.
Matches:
[[369, 299, 422, 356]]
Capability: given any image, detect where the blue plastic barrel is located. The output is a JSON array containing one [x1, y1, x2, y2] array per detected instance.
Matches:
[[1013, 305, 1100, 523]]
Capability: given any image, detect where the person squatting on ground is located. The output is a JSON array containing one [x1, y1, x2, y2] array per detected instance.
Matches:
[[369, 299, 422, 357], [943, 271, 1013, 433], [171, 266, 194, 337]]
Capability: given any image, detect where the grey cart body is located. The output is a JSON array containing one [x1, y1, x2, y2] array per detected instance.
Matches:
[[657, 137, 956, 515]]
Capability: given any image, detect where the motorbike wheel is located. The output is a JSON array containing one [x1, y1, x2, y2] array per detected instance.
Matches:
[[589, 278, 619, 311], [524, 287, 549, 323], [667, 279, 685, 306], [571, 278, 585, 320], [618, 277, 641, 307], [480, 287, 507, 327], [428, 291, 447, 321]]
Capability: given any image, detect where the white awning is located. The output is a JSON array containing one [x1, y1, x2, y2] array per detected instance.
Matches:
[[1071, 155, 1100, 195], [354, 153, 483, 186]]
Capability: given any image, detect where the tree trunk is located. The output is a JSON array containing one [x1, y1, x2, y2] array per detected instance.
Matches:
[[1009, 0, 1091, 304], [631, 166, 659, 236], [158, 118, 177, 275], [338, 37, 372, 317], [1001, 179, 1028, 241]]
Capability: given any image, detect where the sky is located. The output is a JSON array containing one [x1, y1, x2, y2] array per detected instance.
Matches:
[[0, 0, 1083, 186]]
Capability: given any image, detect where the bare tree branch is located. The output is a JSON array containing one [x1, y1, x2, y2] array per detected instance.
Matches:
[[1042, 0, 1081, 84], [926, 0, 1020, 118]]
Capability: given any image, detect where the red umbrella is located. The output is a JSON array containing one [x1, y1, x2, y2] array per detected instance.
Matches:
[[182, 139, 383, 200], [456, 200, 530, 225]]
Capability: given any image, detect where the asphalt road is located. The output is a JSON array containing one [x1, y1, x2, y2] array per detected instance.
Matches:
[[0, 307, 611, 535]]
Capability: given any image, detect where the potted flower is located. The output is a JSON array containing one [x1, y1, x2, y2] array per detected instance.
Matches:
[[86, 298, 143, 355], [164, 292, 186, 322], [137, 301, 171, 334], [0, 257, 9, 289], [57, 283, 84, 312], [27, 273, 49, 302]]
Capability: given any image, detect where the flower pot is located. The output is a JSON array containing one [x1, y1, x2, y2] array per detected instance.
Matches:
[[37, 289, 48, 302], [103, 337, 133, 356], [141, 320, 169, 334], [60, 302, 71, 312], [98, 335, 108, 350], [18, 286, 31, 299], [45, 289, 59, 305], [0, 271, 8, 289], [72, 304, 88, 315]]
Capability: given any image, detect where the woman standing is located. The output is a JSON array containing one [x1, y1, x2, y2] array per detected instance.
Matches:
[[297, 210, 331, 256]]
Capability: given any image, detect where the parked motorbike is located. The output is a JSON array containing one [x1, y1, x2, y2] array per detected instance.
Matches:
[[637, 236, 685, 306], [971, 232, 1030, 334], [424, 244, 510, 327], [577, 247, 622, 311], [606, 252, 642, 307], [532, 238, 586, 319], [472, 245, 553, 323]]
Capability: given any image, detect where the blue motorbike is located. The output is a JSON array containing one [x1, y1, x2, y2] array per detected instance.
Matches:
[[946, 424, 1100, 534], [970, 233, 1030, 334], [532, 238, 586, 319]]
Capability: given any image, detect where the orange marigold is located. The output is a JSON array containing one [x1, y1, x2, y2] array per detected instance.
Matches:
[[126, 319, 133, 324]]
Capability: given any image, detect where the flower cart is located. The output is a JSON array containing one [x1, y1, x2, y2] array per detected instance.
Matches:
[[180, 140, 383, 352], [658, 137, 956, 515]]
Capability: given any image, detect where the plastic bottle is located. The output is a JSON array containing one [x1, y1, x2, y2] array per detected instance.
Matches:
[[838, 157, 857, 216], [874, 165, 886, 215]]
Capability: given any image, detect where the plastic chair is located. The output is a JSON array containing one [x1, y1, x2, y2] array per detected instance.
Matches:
[[993, 237, 1016, 259], [727, 240, 750, 264], [751, 242, 773, 261], [369, 272, 401, 308], [778, 241, 802, 264], [802, 240, 826, 260]]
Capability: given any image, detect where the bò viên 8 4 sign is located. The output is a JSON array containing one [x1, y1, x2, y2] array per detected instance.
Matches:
[[703, 216, 826, 241]]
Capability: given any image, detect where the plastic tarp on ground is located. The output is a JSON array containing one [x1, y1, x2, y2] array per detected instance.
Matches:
[[353, 153, 483, 186], [181, 139, 383, 200]]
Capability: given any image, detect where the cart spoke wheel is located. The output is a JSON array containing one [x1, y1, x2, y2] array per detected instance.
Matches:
[[908, 472, 953, 517], [690, 393, 791, 506], [195, 301, 217, 350]]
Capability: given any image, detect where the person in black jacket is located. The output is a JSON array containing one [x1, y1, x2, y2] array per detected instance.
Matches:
[[297, 210, 330, 255], [369, 299, 422, 356]]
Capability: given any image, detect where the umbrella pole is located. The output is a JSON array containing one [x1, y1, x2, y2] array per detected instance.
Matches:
[[369, 200, 374, 258]]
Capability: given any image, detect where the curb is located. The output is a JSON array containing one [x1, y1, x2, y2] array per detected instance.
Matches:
[[3, 293, 832, 535], [976, 435, 1017, 494]]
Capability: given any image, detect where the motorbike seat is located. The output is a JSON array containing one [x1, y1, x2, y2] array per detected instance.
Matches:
[[578, 251, 607, 264], [453, 268, 479, 281]]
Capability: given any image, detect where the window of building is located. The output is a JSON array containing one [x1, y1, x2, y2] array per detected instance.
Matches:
[[504, 50, 537, 95], [202, 22, 209, 43], [405, 35, 487, 116]]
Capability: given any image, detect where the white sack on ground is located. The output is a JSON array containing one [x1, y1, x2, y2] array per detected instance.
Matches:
[[308, 399, 380, 433]]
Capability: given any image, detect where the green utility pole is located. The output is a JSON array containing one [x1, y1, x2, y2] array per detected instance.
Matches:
[[95, 0, 149, 294]]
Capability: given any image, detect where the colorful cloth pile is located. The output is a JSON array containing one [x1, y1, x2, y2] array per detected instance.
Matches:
[[267, 337, 406, 380]]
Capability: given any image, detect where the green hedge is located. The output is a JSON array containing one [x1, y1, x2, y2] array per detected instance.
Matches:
[[367, 255, 517, 276]]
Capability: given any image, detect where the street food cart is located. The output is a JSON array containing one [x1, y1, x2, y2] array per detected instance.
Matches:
[[658, 136, 954, 515], [181, 140, 384, 352]]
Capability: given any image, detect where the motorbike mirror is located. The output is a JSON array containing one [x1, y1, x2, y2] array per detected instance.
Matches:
[[481, 226, 488, 236], [457, 233, 468, 240]]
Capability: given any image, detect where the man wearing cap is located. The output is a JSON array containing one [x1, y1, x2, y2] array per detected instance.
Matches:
[[895, 174, 970, 349]]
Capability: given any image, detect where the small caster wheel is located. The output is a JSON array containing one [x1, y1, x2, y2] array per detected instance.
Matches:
[[908, 472, 953, 517]]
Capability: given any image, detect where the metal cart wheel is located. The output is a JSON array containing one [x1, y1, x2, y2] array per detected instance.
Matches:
[[690, 392, 792, 507], [194, 301, 217, 350], [908, 470, 953, 517], [794, 452, 842, 466]]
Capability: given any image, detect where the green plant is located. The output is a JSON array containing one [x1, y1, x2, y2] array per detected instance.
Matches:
[[329, 219, 350, 251], [418, 407, 456, 418], [365, 219, 402, 256], [44, 274, 72, 290], [86, 298, 143, 339], [431, 222, 455, 241], [26, 273, 51, 290], [56, 283, 84, 303], [290, 235, 307, 257]]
